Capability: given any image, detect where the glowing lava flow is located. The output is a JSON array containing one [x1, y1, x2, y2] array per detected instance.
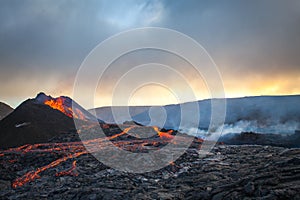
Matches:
[[44, 98, 86, 120], [0, 125, 200, 188], [12, 152, 86, 188], [55, 160, 78, 177], [153, 126, 174, 139], [8, 126, 135, 188]]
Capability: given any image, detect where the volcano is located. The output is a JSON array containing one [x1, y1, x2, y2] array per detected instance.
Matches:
[[0, 93, 96, 149], [35, 92, 97, 121]]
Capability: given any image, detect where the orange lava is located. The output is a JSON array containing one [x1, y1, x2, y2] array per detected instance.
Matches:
[[2, 125, 198, 188], [55, 160, 78, 177], [44, 98, 86, 120], [9, 127, 135, 188], [8, 159, 17, 163], [153, 126, 174, 140], [12, 151, 87, 188]]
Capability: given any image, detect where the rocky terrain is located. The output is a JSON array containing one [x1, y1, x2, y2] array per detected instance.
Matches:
[[0, 93, 299, 199], [222, 131, 300, 148], [0, 143, 299, 199]]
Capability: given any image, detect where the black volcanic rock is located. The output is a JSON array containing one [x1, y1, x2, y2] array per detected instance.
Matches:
[[122, 120, 143, 126], [0, 102, 13, 120], [0, 145, 299, 199], [221, 131, 300, 148], [0, 98, 77, 149]]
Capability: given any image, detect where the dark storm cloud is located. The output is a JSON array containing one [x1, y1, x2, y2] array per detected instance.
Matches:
[[0, 0, 299, 107], [0, 0, 165, 71], [0, 1, 108, 70], [161, 0, 300, 74], [0, 0, 164, 106]]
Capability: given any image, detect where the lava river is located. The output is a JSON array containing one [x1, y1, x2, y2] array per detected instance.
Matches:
[[0, 124, 203, 188]]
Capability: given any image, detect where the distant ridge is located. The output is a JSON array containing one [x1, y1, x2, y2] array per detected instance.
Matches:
[[133, 95, 300, 130], [92, 95, 300, 135], [0, 102, 13, 120], [91, 106, 151, 124]]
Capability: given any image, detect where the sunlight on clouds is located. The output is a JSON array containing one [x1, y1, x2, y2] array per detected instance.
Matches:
[[1, 1, 300, 108], [224, 73, 300, 98], [128, 84, 179, 106]]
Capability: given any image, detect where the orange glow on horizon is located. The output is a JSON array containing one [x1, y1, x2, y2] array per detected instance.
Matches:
[[3, 74, 299, 109]]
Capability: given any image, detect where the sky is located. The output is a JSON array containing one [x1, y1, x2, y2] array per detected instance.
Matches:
[[0, 0, 300, 108]]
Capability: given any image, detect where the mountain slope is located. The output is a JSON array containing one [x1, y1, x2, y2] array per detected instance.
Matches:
[[92, 95, 300, 134], [0, 99, 77, 149], [0, 102, 13, 120], [130, 95, 300, 135], [0, 93, 98, 149], [91, 106, 151, 124], [35, 92, 97, 121]]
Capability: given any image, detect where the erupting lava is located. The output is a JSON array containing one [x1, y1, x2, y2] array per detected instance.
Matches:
[[44, 98, 86, 120], [153, 126, 174, 140], [0, 125, 202, 188]]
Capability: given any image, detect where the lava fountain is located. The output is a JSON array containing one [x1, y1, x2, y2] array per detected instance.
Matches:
[[44, 97, 86, 120]]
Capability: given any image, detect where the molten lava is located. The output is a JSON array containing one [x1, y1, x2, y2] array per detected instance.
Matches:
[[153, 126, 174, 139], [0, 125, 203, 188], [44, 98, 86, 120], [55, 160, 78, 177]]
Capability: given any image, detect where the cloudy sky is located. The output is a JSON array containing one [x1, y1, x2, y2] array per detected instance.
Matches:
[[1, 0, 300, 108]]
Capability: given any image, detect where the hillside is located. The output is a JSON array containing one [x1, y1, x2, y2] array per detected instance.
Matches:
[[0, 102, 13, 120], [93, 95, 300, 137]]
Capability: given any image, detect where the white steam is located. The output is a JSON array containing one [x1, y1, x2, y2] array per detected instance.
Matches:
[[179, 120, 300, 141]]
